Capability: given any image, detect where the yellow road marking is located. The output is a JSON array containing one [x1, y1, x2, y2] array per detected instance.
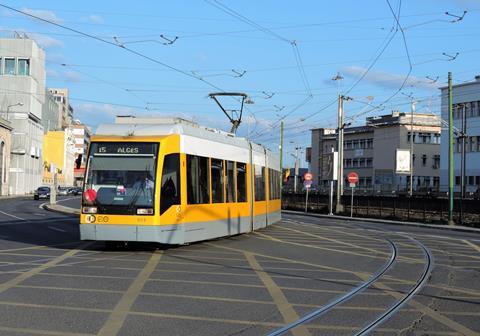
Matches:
[[204, 242, 372, 277], [244, 252, 311, 336], [463, 240, 480, 253], [0, 242, 92, 295], [97, 250, 162, 336]]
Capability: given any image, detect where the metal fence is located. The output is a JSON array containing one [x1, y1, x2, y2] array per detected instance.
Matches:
[[282, 193, 480, 227]]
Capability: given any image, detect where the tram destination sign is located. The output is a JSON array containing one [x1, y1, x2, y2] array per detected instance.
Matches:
[[93, 142, 158, 155]]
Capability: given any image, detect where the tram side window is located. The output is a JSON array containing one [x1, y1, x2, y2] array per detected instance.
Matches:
[[254, 165, 266, 201], [211, 159, 224, 203], [226, 161, 236, 203], [187, 155, 210, 204], [160, 153, 181, 214], [269, 169, 280, 200], [236, 162, 247, 202]]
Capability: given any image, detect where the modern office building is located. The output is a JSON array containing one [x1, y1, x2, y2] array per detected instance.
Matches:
[[310, 111, 441, 193], [0, 35, 45, 194], [439, 75, 480, 194]]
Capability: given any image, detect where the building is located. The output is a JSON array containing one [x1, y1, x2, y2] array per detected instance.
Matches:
[[42, 129, 76, 186], [310, 111, 441, 193], [0, 116, 12, 195], [48, 88, 73, 129], [71, 120, 91, 186], [0, 35, 45, 194], [439, 75, 480, 194], [41, 90, 60, 133]]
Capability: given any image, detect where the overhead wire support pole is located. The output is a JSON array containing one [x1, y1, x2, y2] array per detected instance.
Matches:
[[336, 95, 345, 213], [448, 72, 455, 225], [280, 121, 284, 194]]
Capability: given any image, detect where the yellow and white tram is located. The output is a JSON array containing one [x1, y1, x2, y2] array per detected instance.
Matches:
[[80, 116, 281, 244]]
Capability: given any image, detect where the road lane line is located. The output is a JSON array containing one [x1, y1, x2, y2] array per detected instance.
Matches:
[[47, 226, 66, 233], [0, 242, 93, 295], [97, 250, 162, 336], [463, 239, 480, 253], [0, 210, 25, 221], [244, 252, 311, 336]]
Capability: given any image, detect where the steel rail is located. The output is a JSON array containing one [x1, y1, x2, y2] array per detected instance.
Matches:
[[267, 238, 398, 336], [353, 236, 434, 335]]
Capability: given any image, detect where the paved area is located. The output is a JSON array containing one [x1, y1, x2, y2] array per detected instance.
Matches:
[[0, 197, 478, 335]]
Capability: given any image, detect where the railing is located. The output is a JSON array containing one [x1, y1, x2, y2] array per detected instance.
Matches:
[[282, 193, 480, 227]]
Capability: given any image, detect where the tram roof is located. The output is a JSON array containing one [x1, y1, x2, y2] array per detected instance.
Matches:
[[95, 116, 268, 153]]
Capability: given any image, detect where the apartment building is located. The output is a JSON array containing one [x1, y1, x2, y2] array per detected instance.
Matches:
[[439, 75, 480, 193], [48, 88, 73, 129], [310, 111, 441, 193], [0, 35, 45, 194]]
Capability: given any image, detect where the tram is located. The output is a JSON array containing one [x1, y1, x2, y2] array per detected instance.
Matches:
[[80, 116, 281, 244]]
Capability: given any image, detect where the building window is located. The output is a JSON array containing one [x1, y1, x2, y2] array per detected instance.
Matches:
[[475, 176, 480, 186], [366, 139, 373, 148], [422, 155, 427, 167], [468, 176, 475, 185], [455, 176, 460, 185], [433, 155, 440, 169], [211, 159, 224, 203], [366, 158, 373, 167], [17, 59, 29, 75], [4, 58, 15, 75]]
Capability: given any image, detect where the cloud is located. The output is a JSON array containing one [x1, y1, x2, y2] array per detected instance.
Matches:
[[20, 8, 63, 24], [46, 69, 60, 78], [84, 14, 103, 24], [28, 32, 63, 48], [341, 66, 440, 91], [64, 70, 82, 82]]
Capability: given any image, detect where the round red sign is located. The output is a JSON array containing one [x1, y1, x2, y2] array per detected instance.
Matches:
[[347, 172, 359, 184], [304, 172, 313, 181]]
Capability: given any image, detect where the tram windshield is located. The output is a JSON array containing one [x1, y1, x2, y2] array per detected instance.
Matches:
[[84, 142, 158, 212]]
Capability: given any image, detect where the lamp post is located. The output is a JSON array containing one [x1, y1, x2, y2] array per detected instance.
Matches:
[[5, 102, 24, 120]]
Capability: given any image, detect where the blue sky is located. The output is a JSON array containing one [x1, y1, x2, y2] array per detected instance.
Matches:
[[1, 0, 479, 167]]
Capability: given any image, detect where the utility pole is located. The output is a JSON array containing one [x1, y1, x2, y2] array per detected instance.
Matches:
[[409, 100, 415, 197], [294, 146, 299, 193], [279, 120, 284, 193], [448, 72, 455, 225], [460, 103, 466, 199], [336, 95, 345, 213]]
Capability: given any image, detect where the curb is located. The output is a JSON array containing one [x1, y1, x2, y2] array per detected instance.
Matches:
[[42, 203, 80, 217], [282, 210, 480, 234]]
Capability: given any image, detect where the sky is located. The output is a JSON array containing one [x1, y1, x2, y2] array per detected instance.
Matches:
[[1, 0, 479, 167]]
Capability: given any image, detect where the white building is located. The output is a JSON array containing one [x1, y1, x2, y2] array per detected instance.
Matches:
[[439, 75, 480, 193], [0, 35, 45, 194]]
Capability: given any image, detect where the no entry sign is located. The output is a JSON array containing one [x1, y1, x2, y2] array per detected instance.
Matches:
[[347, 172, 359, 184]]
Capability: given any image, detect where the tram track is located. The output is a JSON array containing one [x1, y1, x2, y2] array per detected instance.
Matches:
[[268, 218, 434, 336]]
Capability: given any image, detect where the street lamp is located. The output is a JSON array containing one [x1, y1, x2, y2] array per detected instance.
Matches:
[[6, 102, 24, 120]]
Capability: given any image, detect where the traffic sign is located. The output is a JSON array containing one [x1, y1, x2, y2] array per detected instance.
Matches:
[[303, 180, 313, 188], [347, 172, 359, 184], [304, 172, 313, 181]]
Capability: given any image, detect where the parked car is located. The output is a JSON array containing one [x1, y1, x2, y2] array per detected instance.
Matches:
[[34, 186, 51, 200], [57, 187, 69, 196], [68, 187, 83, 195]]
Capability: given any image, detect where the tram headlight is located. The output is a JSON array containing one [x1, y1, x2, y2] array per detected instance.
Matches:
[[82, 206, 97, 214], [137, 208, 154, 215]]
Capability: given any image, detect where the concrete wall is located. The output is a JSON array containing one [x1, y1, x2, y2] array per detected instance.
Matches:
[[0, 118, 12, 195]]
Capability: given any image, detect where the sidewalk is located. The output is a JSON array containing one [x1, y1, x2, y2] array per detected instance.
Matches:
[[43, 203, 80, 216], [283, 210, 480, 234]]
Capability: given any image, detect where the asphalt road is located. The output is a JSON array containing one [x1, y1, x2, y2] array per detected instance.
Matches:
[[0, 196, 479, 336]]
